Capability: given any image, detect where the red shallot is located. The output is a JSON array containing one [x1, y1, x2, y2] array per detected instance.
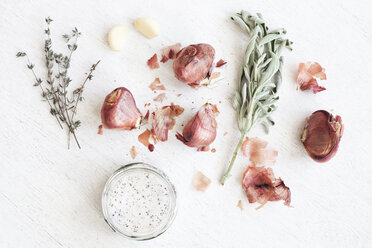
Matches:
[[297, 62, 326, 93], [152, 103, 184, 142], [101, 87, 142, 130], [301, 110, 343, 162], [242, 164, 291, 209], [173, 43, 215, 88], [176, 103, 219, 150]]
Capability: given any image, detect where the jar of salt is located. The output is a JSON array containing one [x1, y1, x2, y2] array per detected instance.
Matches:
[[102, 163, 177, 240]]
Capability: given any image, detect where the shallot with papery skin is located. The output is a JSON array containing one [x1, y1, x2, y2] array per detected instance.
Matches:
[[301, 110, 343, 162], [242, 164, 291, 209], [101, 87, 142, 130], [173, 43, 215, 88], [176, 103, 218, 150]]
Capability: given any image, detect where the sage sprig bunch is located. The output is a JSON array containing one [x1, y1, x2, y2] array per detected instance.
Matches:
[[17, 17, 100, 149], [220, 11, 292, 185]]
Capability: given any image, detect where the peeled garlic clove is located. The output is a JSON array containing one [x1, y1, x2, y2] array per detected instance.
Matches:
[[134, 18, 160, 38], [107, 25, 127, 51], [173, 44, 215, 88], [101, 87, 142, 130], [301, 110, 343, 162], [176, 103, 218, 149]]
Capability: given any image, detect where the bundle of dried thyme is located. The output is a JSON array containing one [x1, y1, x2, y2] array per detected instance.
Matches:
[[17, 17, 100, 149]]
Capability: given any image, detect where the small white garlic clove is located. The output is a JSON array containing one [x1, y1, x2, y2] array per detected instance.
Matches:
[[107, 25, 127, 51], [134, 18, 160, 38]]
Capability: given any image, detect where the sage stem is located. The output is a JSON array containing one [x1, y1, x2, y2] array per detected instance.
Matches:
[[221, 116, 252, 185], [220, 131, 247, 185]]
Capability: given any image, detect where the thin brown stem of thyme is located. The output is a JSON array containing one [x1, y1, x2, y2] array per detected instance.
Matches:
[[64, 34, 79, 148], [57, 64, 80, 149], [26, 56, 63, 129], [70, 60, 101, 121], [45, 27, 65, 128]]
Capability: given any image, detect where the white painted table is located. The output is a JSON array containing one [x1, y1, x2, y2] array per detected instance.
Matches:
[[1, 0, 371, 247]]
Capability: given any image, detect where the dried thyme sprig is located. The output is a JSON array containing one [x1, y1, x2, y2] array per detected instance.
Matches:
[[54, 27, 82, 148], [43, 17, 67, 128], [16, 51, 64, 128], [16, 17, 100, 149], [71, 60, 101, 120], [220, 11, 292, 185], [67, 60, 101, 147]]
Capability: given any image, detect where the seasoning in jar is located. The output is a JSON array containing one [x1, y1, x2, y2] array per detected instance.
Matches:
[[102, 163, 177, 240]]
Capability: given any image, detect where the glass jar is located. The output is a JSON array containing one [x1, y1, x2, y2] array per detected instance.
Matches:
[[101, 162, 177, 240]]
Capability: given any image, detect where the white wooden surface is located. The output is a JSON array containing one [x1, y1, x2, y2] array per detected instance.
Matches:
[[0, 0, 371, 247]]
